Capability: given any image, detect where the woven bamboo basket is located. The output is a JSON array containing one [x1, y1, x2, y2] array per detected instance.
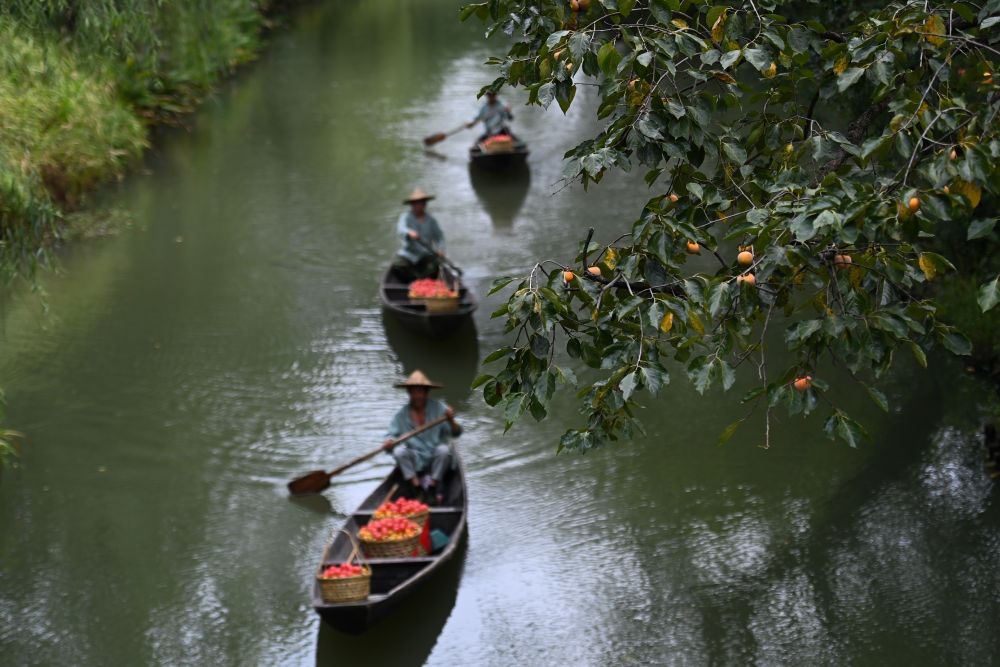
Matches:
[[421, 296, 459, 313], [317, 530, 371, 603], [483, 137, 514, 152], [360, 532, 419, 558], [359, 514, 422, 558]]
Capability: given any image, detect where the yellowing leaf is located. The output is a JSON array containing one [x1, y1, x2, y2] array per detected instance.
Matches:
[[605, 247, 617, 268], [923, 14, 945, 46], [764, 61, 777, 78], [687, 310, 705, 336], [671, 18, 688, 29], [951, 180, 982, 208], [849, 266, 862, 288], [834, 57, 848, 75], [711, 15, 726, 43], [660, 312, 674, 333], [918, 253, 936, 280], [713, 71, 737, 84]]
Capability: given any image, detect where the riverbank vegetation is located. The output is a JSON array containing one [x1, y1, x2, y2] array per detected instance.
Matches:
[[0, 0, 304, 466], [468, 0, 1000, 451]]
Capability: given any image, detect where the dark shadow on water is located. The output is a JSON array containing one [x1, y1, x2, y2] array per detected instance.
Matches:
[[315, 536, 468, 666], [468, 161, 531, 229], [422, 148, 448, 162], [381, 312, 480, 401], [288, 492, 335, 517]]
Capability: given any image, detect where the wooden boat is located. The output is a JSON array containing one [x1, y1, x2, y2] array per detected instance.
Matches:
[[311, 453, 468, 634], [469, 133, 529, 171], [380, 266, 477, 338]]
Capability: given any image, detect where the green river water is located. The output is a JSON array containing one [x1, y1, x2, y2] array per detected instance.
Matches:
[[1, 1, 999, 665]]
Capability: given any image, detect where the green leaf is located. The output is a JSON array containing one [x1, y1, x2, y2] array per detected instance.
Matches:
[[597, 40, 622, 77], [908, 341, 928, 368], [721, 141, 747, 165], [937, 329, 972, 356], [720, 48, 741, 69], [538, 82, 555, 108], [706, 280, 732, 318], [967, 218, 996, 240], [823, 411, 869, 448], [489, 277, 516, 294], [978, 277, 1000, 312], [717, 419, 742, 446], [866, 385, 889, 412], [620, 371, 638, 400], [504, 393, 528, 425], [743, 47, 771, 72], [837, 67, 865, 92], [569, 32, 592, 62], [471, 374, 493, 389], [483, 346, 514, 363]]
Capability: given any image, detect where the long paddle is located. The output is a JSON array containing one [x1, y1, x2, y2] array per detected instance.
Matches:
[[423, 124, 466, 147], [413, 235, 464, 277], [287, 414, 449, 496]]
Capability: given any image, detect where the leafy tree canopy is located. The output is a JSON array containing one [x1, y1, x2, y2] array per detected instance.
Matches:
[[463, 0, 1000, 450]]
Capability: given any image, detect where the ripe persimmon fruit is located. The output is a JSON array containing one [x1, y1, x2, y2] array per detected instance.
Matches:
[[909, 196, 920, 213], [686, 241, 700, 254], [793, 375, 812, 392], [737, 273, 755, 286], [587, 266, 602, 276], [737, 250, 753, 266]]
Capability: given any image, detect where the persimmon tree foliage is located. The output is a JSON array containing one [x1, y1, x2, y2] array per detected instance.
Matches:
[[463, 0, 1000, 451]]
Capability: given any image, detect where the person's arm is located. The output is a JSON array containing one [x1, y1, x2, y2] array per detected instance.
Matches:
[[396, 211, 413, 241], [465, 102, 487, 128], [445, 404, 462, 437]]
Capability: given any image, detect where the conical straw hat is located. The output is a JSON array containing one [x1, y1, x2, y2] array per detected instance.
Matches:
[[393, 369, 443, 388], [403, 188, 435, 204]]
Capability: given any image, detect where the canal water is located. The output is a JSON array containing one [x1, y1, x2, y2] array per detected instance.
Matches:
[[2, 1, 999, 665]]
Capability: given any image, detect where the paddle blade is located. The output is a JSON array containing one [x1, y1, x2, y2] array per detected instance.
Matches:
[[423, 132, 447, 146], [287, 470, 331, 496]]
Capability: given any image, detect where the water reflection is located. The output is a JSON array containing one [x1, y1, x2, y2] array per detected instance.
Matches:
[[468, 161, 531, 229], [314, 538, 467, 665], [288, 491, 335, 517], [381, 311, 480, 398]]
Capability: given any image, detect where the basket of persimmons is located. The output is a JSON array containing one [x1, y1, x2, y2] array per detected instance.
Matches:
[[373, 497, 430, 529], [408, 278, 458, 313], [316, 531, 371, 603], [358, 517, 422, 558]]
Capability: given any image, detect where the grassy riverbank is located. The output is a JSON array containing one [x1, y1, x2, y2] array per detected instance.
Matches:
[[0, 1, 306, 287], [0, 1, 307, 465]]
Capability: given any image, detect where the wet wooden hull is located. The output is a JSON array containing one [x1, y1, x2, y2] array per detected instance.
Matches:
[[380, 267, 476, 338], [469, 135, 529, 171], [311, 457, 468, 634]]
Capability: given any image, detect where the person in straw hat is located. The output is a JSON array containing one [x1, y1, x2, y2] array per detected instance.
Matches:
[[391, 188, 448, 283], [382, 369, 461, 504], [465, 89, 513, 141]]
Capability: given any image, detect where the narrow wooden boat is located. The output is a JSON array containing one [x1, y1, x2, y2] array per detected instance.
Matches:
[[469, 133, 529, 171], [379, 266, 477, 338], [312, 453, 468, 634]]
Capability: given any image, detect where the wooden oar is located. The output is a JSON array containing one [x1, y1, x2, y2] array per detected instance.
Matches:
[[413, 235, 464, 276], [423, 124, 466, 147], [287, 414, 449, 496]]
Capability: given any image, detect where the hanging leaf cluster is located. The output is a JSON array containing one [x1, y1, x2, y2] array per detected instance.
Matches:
[[464, 0, 1000, 450]]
